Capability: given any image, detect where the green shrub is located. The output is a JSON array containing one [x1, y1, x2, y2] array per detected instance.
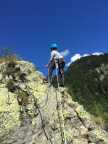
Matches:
[[65, 54, 108, 127]]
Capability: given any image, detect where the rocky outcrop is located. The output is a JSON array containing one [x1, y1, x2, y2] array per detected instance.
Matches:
[[0, 60, 108, 144]]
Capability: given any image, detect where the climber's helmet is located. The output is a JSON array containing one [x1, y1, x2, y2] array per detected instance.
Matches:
[[50, 43, 58, 51]]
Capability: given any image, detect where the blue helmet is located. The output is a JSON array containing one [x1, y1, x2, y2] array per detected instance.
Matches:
[[50, 43, 58, 48]]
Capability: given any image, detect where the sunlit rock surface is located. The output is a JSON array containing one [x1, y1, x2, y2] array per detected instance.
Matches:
[[0, 60, 108, 144]]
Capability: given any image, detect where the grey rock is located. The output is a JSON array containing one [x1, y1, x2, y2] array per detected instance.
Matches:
[[0, 60, 108, 144]]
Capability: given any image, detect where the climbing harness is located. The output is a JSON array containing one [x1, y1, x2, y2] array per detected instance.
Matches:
[[48, 59, 65, 87]]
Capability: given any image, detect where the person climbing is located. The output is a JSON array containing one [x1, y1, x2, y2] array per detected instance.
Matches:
[[45, 43, 65, 85]]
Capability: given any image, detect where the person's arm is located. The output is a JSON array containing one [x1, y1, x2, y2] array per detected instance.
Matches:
[[45, 51, 55, 68]]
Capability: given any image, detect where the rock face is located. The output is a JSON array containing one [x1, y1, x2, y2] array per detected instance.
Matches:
[[0, 60, 108, 144]]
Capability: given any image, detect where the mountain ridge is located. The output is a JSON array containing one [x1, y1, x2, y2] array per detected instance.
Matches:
[[65, 54, 108, 129]]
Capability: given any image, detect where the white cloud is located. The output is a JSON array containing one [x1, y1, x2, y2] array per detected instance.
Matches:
[[66, 53, 81, 66], [92, 52, 103, 56], [71, 54, 81, 62], [67, 52, 103, 67], [60, 49, 70, 57], [83, 54, 90, 57]]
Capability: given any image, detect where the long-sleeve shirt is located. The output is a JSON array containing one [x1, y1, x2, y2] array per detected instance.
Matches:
[[50, 50, 63, 61]]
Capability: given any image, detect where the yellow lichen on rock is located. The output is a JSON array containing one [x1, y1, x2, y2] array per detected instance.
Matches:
[[0, 60, 108, 144], [76, 105, 92, 119], [89, 128, 108, 143], [28, 81, 47, 99], [27, 70, 47, 103], [0, 60, 47, 135], [0, 87, 20, 133]]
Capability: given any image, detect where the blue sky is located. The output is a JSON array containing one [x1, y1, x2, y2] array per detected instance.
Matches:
[[0, 0, 108, 74]]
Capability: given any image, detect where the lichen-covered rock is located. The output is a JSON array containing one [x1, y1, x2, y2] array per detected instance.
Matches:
[[0, 60, 108, 144], [72, 138, 88, 144], [0, 87, 20, 135], [88, 128, 108, 144], [0, 60, 47, 143]]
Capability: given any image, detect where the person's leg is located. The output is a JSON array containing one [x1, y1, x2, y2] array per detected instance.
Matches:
[[48, 61, 55, 84], [58, 60, 65, 86], [58, 63, 62, 78], [58, 60, 65, 77]]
